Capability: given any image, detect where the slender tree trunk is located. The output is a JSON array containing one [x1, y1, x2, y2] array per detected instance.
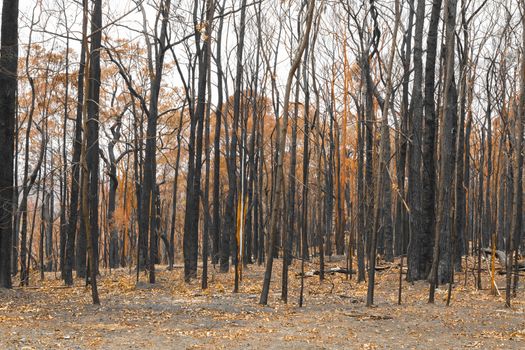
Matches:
[[59, 22, 70, 280], [282, 55, 301, 302], [394, 0, 414, 258], [18, 26, 45, 284], [168, 108, 184, 270], [421, 0, 442, 278], [107, 119, 123, 269], [506, 8, 525, 307], [40, 174, 47, 280], [137, 0, 171, 284], [183, 0, 212, 281], [83, 0, 102, 304], [454, 3, 470, 270], [406, 0, 426, 282], [224, 0, 247, 287], [0, 0, 18, 288], [368, 0, 400, 306], [212, 1, 226, 267], [260, 0, 315, 306], [202, 47, 213, 289], [45, 168, 54, 272], [429, 0, 458, 302], [299, 28, 316, 306]]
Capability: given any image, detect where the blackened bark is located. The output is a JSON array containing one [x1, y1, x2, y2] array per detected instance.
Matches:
[[260, 0, 315, 306], [282, 67, 300, 302], [454, 7, 469, 269], [76, 184, 87, 278], [0, 0, 18, 289], [394, 0, 413, 258], [506, 11, 525, 307], [139, 0, 171, 284], [406, 0, 426, 282], [363, 63, 374, 267], [45, 179, 54, 272], [18, 27, 44, 284], [202, 44, 213, 289], [183, 0, 212, 281], [257, 105, 265, 265], [464, 109, 473, 255], [326, 101, 335, 257], [421, 0, 442, 278], [222, 0, 247, 283], [437, 78, 458, 284], [212, 2, 226, 266], [368, 0, 400, 306], [85, 0, 102, 304], [483, 70, 494, 253], [356, 98, 366, 282], [168, 109, 184, 270], [107, 119, 123, 269], [429, 0, 458, 302], [59, 27, 70, 280]]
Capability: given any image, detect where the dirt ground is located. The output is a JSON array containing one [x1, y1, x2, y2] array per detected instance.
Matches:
[[1, 257, 524, 349]]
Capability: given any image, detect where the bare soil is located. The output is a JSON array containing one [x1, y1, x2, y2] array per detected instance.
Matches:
[[1, 257, 524, 349]]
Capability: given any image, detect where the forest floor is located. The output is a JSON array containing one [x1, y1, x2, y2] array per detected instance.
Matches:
[[1, 257, 524, 349]]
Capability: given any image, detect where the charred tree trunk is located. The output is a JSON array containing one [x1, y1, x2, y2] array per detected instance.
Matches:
[[368, 0, 400, 306], [0, 0, 18, 288], [107, 119, 123, 269], [421, 0, 442, 278], [183, 0, 212, 281], [394, 0, 414, 258], [168, 108, 184, 270], [506, 10, 525, 307], [429, 0, 458, 302], [260, 0, 315, 306], [59, 24, 70, 280], [139, 0, 171, 284], [406, 0, 426, 282], [212, 2, 225, 267]]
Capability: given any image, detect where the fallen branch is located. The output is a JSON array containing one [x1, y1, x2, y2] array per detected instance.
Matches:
[[13, 286, 73, 290], [480, 248, 508, 266], [480, 248, 525, 270], [343, 312, 393, 320], [375, 264, 393, 271], [497, 270, 525, 276], [297, 264, 397, 278], [296, 267, 354, 278]]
